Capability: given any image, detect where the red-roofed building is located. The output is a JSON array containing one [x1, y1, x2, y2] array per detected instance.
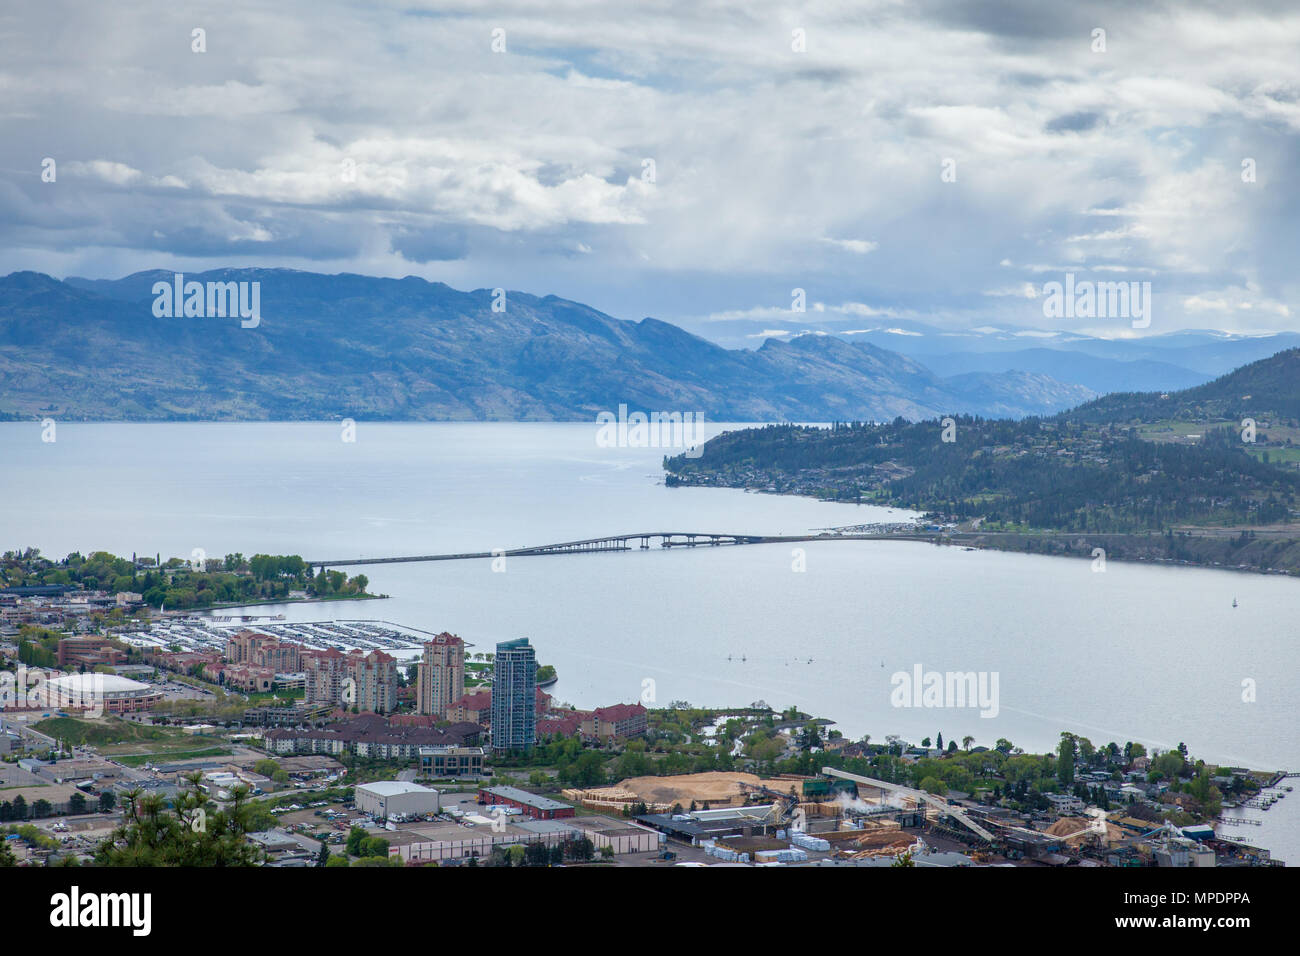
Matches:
[[388, 713, 438, 728], [209, 661, 274, 693], [448, 686, 553, 727], [581, 703, 648, 742], [537, 710, 587, 739], [448, 690, 492, 725], [156, 650, 221, 673]]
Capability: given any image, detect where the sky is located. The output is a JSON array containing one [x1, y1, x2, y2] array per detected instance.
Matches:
[[2, 0, 1299, 342]]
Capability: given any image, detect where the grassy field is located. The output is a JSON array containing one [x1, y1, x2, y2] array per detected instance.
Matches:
[[34, 716, 173, 746], [1137, 419, 1300, 470], [1245, 446, 1300, 465], [246, 689, 304, 705], [114, 747, 232, 768], [1137, 419, 1235, 442], [33, 715, 231, 764]]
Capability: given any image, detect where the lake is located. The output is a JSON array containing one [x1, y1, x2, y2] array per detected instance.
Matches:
[[3, 421, 1297, 861]]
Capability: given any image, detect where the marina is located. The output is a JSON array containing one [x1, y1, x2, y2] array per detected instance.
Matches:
[[116, 617, 435, 659]]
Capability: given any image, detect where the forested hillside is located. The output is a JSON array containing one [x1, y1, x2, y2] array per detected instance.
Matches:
[[666, 419, 1298, 532]]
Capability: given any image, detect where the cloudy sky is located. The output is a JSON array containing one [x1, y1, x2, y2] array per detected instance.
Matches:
[[2, 0, 1298, 341]]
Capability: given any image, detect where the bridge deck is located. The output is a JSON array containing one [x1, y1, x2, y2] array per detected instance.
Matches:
[[308, 531, 946, 568]]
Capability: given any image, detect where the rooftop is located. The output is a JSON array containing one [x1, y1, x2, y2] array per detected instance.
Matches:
[[46, 673, 154, 695], [357, 780, 437, 797], [482, 785, 570, 812]]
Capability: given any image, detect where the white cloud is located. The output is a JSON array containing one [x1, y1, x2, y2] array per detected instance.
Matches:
[[0, 0, 1297, 334], [820, 237, 878, 255]]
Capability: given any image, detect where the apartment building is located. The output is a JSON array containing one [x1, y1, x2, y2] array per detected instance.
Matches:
[[490, 638, 536, 751], [580, 703, 649, 742], [416, 632, 465, 718], [302, 647, 399, 713], [351, 649, 399, 714], [225, 629, 302, 672], [303, 648, 351, 708]]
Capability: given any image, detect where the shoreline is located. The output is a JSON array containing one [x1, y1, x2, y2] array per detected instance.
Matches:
[[190, 593, 387, 613], [667, 482, 1300, 580]]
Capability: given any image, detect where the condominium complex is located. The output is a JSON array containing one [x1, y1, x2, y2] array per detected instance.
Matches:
[[303, 648, 351, 708], [416, 632, 465, 718], [303, 647, 399, 713], [490, 638, 536, 751], [225, 629, 302, 673], [351, 649, 399, 714], [580, 703, 649, 742]]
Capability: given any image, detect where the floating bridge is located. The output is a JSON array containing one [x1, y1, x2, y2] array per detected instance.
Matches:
[[307, 530, 944, 570], [309, 531, 781, 568]]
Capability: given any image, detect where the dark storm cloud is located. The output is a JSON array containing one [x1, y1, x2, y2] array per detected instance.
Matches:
[[1046, 111, 1103, 133], [390, 227, 470, 264]]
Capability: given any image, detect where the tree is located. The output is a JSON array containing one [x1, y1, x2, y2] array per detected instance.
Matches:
[[962, 736, 974, 751], [524, 842, 550, 867], [68, 792, 87, 816], [0, 840, 16, 867], [346, 826, 367, 857], [93, 773, 265, 866], [316, 843, 331, 867], [566, 836, 594, 861], [919, 776, 946, 796], [1057, 733, 1077, 787]]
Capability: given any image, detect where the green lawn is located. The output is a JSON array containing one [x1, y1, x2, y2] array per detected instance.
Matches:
[[246, 689, 305, 705], [1245, 446, 1300, 465], [34, 715, 173, 746], [114, 747, 233, 767]]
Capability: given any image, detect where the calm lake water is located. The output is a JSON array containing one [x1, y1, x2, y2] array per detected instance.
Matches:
[[3, 421, 1297, 861]]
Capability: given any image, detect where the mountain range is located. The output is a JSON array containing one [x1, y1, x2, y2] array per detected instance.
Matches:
[[689, 316, 1300, 393], [0, 269, 1293, 423]]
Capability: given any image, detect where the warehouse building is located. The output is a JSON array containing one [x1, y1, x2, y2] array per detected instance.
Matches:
[[480, 785, 575, 819], [564, 816, 661, 854], [355, 780, 441, 820]]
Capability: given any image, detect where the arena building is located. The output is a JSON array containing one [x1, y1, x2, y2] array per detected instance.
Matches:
[[44, 673, 163, 714]]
